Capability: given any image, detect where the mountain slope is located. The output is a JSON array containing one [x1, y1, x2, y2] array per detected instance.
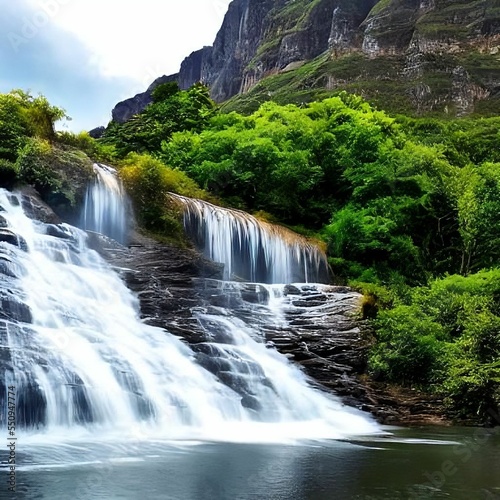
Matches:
[[111, 0, 500, 122]]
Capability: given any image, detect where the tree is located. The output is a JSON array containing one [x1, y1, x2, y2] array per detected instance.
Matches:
[[0, 93, 30, 161], [102, 83, 216, 157], [11, 90, 68, 141]]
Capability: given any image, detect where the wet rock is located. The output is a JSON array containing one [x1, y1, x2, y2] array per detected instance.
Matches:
[[0, 229, 28, 251], [7, 195, 19, 206], [327, 286, 352, 294], [292, 299, 328, 307], [241, 395, 262, 411], [85, 231, 124, 252], [15, 379, 47, 427], [240, 284, 270, 304], [46, 224, 75, 240], [284, 285, 301, 296], [0, 291, 32, 323], [0, 256, 19, 278], [18, 187, 61, 224]]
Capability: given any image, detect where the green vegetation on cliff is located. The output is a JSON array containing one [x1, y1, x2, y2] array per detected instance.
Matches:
[[1, 86, 499, 423], [217, 0, 500, 118], [371, 269, 500, 423], [0, 90, 114, 218], [102, 83, 216, 158], [99, 86, 500, 422]]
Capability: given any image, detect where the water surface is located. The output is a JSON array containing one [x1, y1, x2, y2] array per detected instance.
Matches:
[[8, 426, 500, 499]]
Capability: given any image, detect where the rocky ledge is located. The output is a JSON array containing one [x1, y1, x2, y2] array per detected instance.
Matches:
[[99, 230, 447, 426]]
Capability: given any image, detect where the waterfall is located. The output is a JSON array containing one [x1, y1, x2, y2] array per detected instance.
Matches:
[[80, 163, 130, 244], [0, 189, 378, 442], [171, 194, 329, 284]]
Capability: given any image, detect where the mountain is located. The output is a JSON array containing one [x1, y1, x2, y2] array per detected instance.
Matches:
[[111, 0, 500, 123]]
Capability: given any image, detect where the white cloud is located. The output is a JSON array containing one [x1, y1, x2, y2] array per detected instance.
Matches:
[[2, 0, 232, 131], [26, 0, 231, 83]]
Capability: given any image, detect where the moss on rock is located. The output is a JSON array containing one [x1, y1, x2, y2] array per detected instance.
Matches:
[[16, 138, 95, 222]]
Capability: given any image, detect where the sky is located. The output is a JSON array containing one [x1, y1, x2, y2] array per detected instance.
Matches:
[[0, 0, 232, 131]]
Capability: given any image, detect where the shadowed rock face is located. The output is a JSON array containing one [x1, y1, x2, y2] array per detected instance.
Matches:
[[178, 0, 379, 100], [110, 0, 500, 121]]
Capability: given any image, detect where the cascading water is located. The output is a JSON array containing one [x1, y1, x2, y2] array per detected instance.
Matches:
[[172, 194, 329, 284], [0, 188, 379, 443], [80, 163, 130, 244]]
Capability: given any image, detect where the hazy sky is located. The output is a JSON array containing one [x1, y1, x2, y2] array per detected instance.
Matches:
[[0, 0, 231, 131]]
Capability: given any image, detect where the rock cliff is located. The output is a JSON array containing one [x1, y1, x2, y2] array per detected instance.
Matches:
[[111, 0, 500, 122]]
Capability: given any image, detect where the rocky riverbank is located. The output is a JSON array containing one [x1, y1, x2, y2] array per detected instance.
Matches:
[[97, 228, 447, 427]]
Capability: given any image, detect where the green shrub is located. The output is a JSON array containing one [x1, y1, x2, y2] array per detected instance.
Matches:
[[369, 305, 447, 384], [369, 269, 500, 421], [57, 131, 116, 163], [119, 153, 207, 238], [444, 355, 500, 421], [17, 138, 60, 192], [0, 159, 19, 188]]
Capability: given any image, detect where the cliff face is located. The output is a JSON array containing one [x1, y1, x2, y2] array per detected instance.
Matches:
[[177, 0, 379, 97], [111, 0, 500, 122]]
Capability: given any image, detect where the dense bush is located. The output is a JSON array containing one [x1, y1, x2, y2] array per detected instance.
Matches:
[[119, 153, 208, 239], [0, 94, 31, 162], [161, 96, 400, 226], [0, 89, 67, 177], [57, 131, 116, 164], [369, 269, 500, 421], [0, 159, 19, 187], [102, 83, 216, 157]]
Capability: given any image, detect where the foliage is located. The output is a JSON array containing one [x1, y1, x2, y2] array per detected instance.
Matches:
[[0, 159, 19, 188], [101, 83, 216, 157], [369, 269, 500, 420], [10, 89, 67, 141], [16, 138, 94, 211], [369, 305, 447, 384], [0, 93, 31, 162], [16, 138, 60, 192], [57, 131, 116, 163], [162, 95, 399, 226], [119, 153, 208, 238], [0, 89, 68, 174]]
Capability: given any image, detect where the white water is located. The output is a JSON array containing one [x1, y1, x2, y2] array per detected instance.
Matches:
[[172, 194, 329, 284], [80, 163, 130, 244], [0, 189, 379, 445]]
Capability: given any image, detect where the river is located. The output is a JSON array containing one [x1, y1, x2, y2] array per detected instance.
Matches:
[[11, 426, 500, 499]]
